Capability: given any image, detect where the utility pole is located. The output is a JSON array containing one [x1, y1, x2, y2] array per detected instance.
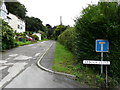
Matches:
[[60, 16, 62, 25]]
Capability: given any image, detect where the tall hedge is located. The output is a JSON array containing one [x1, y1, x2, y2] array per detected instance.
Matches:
[[58, 27, 77, 52], [74, 2, 120, 83], [0, 20, 17, 51]]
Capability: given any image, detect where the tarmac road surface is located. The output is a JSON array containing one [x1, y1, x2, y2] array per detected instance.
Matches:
[[1, 40, 87, 88]]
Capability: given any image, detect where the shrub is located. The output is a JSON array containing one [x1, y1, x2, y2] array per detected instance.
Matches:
[[74, 2, 120, 84], [0, 20, 17, 51], [58, 27, 77, 52]]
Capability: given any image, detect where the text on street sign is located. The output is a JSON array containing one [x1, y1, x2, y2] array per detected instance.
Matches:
[[83, 60, 110, 65]]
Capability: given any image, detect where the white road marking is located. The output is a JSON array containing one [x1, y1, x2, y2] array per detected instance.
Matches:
[[9, 54, 18, 57], [5, 58, 10, 61], [27, 44, 34, 46], [14, 55, 32, 61], [0, 66, 8, 70], [0, 62, 27, 88], [0, 60, 7, 64], [35, 53, 40, 57], [4, 63, 14, 66], [41, 41, 46, 43]]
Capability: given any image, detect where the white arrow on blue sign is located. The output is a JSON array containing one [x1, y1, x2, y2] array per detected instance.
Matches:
[[96, 39, 109, 52]]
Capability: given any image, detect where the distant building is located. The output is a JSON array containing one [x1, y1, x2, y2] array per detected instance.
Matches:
[[0, 1, 25, 33], [33, 33, 41, 40]]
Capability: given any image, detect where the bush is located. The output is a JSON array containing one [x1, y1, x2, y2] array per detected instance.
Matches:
[[0, 20, 17, 51], [58, 27, 77, 52], [74, 2, 120, 85]]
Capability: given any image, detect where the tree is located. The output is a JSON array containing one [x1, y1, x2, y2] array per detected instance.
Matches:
[[25, 16, 46, 32], [5, 1, 27, 20], [45, 24, 53, 39], [53, 25, 68, 40]]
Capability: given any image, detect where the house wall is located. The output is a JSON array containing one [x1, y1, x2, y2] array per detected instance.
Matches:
[[8, 13, 25, 33], [0, 1, 8, 20], [0, 1, 25, 33], [33, 33, 41, 40]]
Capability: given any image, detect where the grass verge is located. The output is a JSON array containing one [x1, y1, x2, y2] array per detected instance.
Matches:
[[16, 39, 49, 46], [52, 42, 105, 88]]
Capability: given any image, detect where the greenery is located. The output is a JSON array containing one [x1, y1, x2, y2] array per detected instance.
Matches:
[[16, 41, 32, 46], [52, 42, 75, 73], [25, 16, 46, 33], [45, 24, 54, 39], [16, 38, 49, 46], [53, 42, 106, 88], [58, 27, 77, 52], [5, 1, 27, 20], [74, 2, 120, 85], [53, 25, 68, 40], [56, 2, 120, 88], [0, 20, 17, 51]]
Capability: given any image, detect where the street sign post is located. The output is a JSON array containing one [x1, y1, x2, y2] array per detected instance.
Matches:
[[83, 39, 110, 88], [96, 39, 109, 74]]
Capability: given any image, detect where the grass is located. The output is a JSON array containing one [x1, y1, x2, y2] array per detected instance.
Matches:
[[16, 38, 49, 46], [52, 42, 105, 88], [52, 42, 75, 73], [16, 41, 32, 46]]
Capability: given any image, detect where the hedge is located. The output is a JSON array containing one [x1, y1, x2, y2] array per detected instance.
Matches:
[[0, 20, 17, 51], [58, 27, 77, 52]]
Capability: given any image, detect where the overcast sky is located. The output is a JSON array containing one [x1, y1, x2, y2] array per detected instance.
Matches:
[[18, 0, 99, 26]]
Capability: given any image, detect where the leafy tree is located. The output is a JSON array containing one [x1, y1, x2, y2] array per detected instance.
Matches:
[[5, 1, 27, 20], [53, 25, 68, 40], [25, 16, 46, 33], [45, 24, 53, 39]]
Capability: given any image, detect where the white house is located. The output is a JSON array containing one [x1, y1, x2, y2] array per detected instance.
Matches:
[[0, 1, 25, 33], [7, 13, 25, 33], [0, 0, 8, 20]]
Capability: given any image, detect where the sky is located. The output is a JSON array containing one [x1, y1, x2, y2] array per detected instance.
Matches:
[[18, 0, 99, 27]]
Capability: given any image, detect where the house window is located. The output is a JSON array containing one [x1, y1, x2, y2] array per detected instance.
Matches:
[[18, 25, 20, 29]]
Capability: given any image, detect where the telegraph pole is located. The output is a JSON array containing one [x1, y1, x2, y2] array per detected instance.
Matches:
[[60, 16, 62, 25]]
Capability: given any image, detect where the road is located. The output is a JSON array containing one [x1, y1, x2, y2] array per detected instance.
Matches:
[[0, 40, 87, 88]]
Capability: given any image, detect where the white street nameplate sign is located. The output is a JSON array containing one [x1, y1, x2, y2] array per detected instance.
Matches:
[[83, 60, 110, 65]]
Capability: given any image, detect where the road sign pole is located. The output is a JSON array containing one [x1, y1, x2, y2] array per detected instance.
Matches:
[[106, 66, 108, 88], [101, 52, 103, 74]]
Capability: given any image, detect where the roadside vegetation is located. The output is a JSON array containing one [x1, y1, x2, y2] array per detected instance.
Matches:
[[16, 38, 48, 46], [53, 42, 105, 88], [1, 1, 120, 88], [0, 20, 18, 51], [53, 2, 120, 88]]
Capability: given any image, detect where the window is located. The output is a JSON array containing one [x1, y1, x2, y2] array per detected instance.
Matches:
[[18, 25, 20, 29]]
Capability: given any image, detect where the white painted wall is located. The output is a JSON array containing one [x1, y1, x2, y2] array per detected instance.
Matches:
[[0, 1, 8, 20], [0, 1, 25, 33], [33, 33, 41, 40], [8, 13, 25, 33]]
